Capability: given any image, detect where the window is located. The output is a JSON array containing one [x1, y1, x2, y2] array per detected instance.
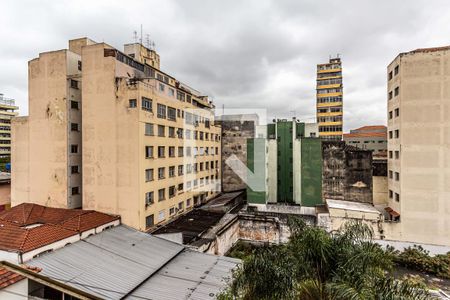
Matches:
[[157, 104, 166, 118], [169, 146, 175, 157], [71, 166, 79, 174], [145, 123, 154, 136], [71, 187, 80, 195], [389, 131, 393, 139], [186, 147, 191, 157], [159, 83, 165, 92], [158, 189, 165, 201], [389, 151, 393, 159], [200, 162, 204, 171], [178, 183, 184, 192], [145, 146, 154, 158], [169, 186, 176, 198], [70, 79, 79, 89], [395, 108, 399, 117], [158, 125, 165, 137], [186, 181, 192, 190], [145, 192, 154, 205], [178, 147, 183, 157], [177, 128, 183, 139], [158, 209, 165, 221], [215, 147, 219, 155], [185, 129, 191, 139], [71, 101, 79, 109], [389, 111, 393, 119], [145, 215, 154, 228], [395, 193, 400, 202], [169, 88, 175, 97], [71, 123, 79, 131], [129, 99, 137, 108], [395, 172, 400, 181], [71, 144, 78, 154], [140, 98, 151, 112], [169, 207, 175, 216], [395, 130, 399, 138], [388, 91, 393, 100], [389, 170, 393, 179], [169, 166, 175, 177], [186, 198, 191, 207], [158, 167, 165, 179], [168, 127, 175, 138], [395, 151, 400, 159], [388, 71, 393, 80], [186, 164, 192, 174], [168, 107, 176, 121], [394, 87, 399, 96], [78, 60, 82, 71], [145, 169, 154, 182], [394, 65, 399, 75], [178, 165, 184, 176], [389, 190, 393, 199], [178, 201, 184, 211]]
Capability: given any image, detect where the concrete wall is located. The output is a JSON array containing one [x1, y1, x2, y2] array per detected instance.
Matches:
[[386, 48, 450, 246], [220, 117, 256, 192], [322, 141, 373, 203], [373, 176, 388, 206], [12, 50, 82, 208], [0, 277, 27, 300]]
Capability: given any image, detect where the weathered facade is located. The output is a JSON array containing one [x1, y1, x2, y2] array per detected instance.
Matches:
[[219, 114, 257, 192], [12, 38, 222, 231], [322, 141, 373, 203], [12, 45, 84, 209]]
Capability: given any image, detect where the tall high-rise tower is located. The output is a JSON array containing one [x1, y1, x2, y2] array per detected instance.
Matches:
[[316, 57, 343, 140]]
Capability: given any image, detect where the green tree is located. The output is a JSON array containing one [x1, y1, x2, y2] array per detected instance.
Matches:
[[220, 219, 431, 300]]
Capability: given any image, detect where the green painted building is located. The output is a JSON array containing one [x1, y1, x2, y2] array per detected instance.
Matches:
[[247, 120, 323, 207]]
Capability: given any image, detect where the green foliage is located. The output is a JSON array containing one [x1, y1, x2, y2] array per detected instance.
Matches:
[[394, 245, 450, 279], [223, 218, 432, 300], [226, 241, 259, 260]]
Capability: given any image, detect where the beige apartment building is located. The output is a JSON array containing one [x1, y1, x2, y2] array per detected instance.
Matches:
[[12, 38, 221, 231], [384, 46, 450, 246], [12, 45, 83, 209]]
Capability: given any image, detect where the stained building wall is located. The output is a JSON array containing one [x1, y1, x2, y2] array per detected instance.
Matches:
[[219, 116, 256, 192], [322, 141, 373, 203]]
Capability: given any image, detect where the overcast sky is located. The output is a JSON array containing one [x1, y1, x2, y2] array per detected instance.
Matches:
[[1, 0, 450, 131]]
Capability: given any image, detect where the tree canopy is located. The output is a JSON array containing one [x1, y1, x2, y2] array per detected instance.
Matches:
[[219, 219, 432, 300]]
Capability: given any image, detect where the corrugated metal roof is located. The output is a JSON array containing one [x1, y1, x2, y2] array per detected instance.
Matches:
[[326, 199, 381, 214], [128, 250, 239, 300], [26, 225, 238, 300]]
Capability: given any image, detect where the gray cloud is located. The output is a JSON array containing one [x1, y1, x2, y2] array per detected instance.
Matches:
[[1, 0, 450, 131]]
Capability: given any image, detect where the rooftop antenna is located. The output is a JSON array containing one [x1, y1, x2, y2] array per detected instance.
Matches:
[[140, 24, 143, 45], [337, 53, 340, 58], [133, 31, 138, 43], [146, 34, 150, 48]]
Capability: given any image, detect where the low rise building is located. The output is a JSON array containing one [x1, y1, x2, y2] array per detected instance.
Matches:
[[343, 125, 387, 158], [0, 225, 238, 300]]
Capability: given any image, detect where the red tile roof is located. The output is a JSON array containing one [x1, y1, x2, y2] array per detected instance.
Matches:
[[0, 265, 41, 289], [0, 203, 119, 254], [0, 267, 24, 289], [344, 125, 387, 138]]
